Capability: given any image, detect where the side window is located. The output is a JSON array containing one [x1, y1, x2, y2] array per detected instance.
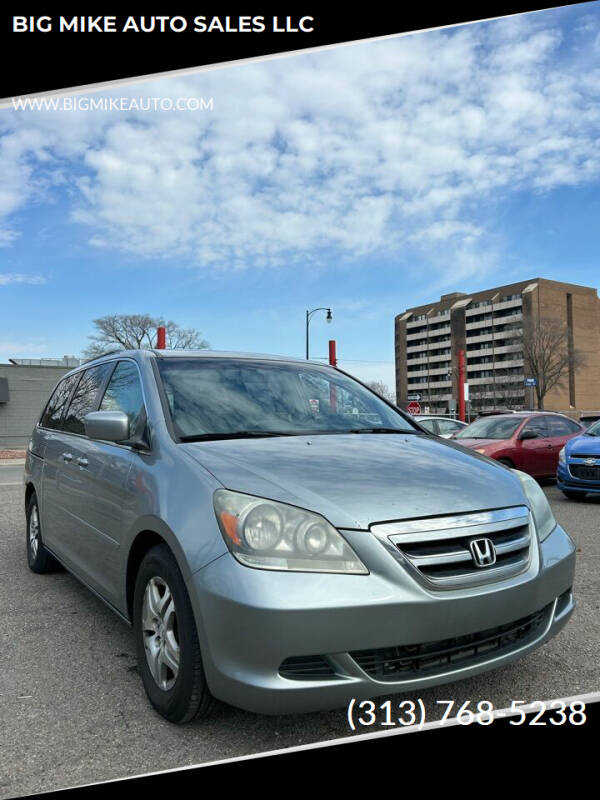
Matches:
[[99, 361, 146, 440], [63, 364, 113, 436], [437, 418, 461, 435], [547, 416, 580, 436], [419, 419, 438, 434], [39, 374, 80, 430], [523, 416, 549, 438]]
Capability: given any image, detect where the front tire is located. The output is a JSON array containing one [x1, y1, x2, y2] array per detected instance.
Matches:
[[133, 543, 217, 723], [562, 490, 587, 501], [26, 493, 61, 573]]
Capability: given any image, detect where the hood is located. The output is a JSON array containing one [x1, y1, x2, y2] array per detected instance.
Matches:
[[567, 434, 600, 456], [182, 433, 527, 529]]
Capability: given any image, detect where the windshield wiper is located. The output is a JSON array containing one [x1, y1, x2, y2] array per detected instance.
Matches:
[[345, 427, 421, 434], [179, 430, 297, 442]]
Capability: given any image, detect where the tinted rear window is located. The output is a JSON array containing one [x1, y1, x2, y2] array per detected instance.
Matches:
[[39, 374, 80, 430], [63, 364, 114, 435]]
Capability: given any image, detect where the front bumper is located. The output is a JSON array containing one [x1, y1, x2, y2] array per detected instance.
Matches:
[[187, 523, 575, 715], [557, 462, 600, 494]]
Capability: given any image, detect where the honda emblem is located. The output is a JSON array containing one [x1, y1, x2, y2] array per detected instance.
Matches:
[[469, 538, 497, 567]]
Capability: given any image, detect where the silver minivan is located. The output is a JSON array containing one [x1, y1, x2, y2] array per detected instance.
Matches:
[[24, 349, 575, 722]]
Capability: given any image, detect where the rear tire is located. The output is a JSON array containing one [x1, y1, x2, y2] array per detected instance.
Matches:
[[133, 543, 217, 724], [562, 490, 587, 501], [26, 493, 62, 573], [497, 458, 514, 468]]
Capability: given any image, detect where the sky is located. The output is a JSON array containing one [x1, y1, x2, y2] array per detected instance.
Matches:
[[1, 3, 600, 391]]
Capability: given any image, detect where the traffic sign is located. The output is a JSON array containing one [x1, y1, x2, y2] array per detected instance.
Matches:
[[407, 401, 421, 415], [524, 377, 537, 387], [407, 393, 421, 402]]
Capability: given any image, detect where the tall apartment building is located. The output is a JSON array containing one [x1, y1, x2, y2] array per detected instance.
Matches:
[[395, 278, 600, 415]]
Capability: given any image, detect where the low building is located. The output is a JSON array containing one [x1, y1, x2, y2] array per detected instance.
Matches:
[[0, 357, 81, 449], [395, 278, 600, 416]]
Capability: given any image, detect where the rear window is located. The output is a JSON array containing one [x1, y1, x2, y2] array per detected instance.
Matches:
[[39, 374, 80, 430], [63, 364, 114, 436]]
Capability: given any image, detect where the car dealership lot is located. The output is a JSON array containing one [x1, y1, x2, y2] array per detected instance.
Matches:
[[0, 472, 598, 798]]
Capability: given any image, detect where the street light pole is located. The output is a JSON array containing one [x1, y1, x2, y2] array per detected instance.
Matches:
[[305, 307, 332, 359]]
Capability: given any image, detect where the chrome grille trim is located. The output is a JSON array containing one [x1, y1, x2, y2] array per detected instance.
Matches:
[[371, 506, 533, 590], [371, 505, 529, 537]]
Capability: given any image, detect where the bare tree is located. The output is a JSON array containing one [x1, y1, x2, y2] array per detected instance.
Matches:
[[521, 317, 583, 410], [83, 314, 209, 359], [366, 381, 395, 402]]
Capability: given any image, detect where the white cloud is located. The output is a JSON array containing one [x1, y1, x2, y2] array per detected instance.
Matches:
[[0, 11, 599, 289], [0, 273, 47, 285], [0, 228, 20, 246]]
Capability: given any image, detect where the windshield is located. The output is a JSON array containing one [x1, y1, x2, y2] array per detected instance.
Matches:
[[586, 420, 600, 436], [454, 416, 523, 440], [157, 358, 417, 439]]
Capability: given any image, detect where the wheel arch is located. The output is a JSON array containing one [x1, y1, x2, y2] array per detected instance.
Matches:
[[126, 530, 171, 622], [124, 519, 194, 623], [497, 456, 515, 468]]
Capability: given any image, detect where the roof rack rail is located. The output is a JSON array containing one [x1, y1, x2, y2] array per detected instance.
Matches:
[[79, 349, 123, 366]]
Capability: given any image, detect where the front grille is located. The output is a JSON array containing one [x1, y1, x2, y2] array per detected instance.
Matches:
[[279, 655, 335, 680], [570, 464, 600, 481], [351, 604, 552, 681], [371, 506, 531, 589]]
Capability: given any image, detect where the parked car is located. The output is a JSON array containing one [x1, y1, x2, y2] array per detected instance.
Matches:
[[557, 418, 600, 500], [24, 350, 575, 722], [579, 412, 600, 429], [453, 412, 584, 476], [414, 415, 468, 438], [476, 408, 519, 417]]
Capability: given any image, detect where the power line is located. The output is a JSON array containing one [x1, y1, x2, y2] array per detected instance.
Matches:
[[313, 357, 394, 364]]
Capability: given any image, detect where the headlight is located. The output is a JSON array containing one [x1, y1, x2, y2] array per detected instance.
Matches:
[[213, 489, 368, 574], [558, 447, 566, 464], [513, 469, 557, 541]]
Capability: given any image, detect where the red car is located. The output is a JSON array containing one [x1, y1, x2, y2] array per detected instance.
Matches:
[[453, 412, 584, 477]]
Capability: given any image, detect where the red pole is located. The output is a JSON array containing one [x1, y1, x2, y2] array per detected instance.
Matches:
[[458, 349, 466, 422], [328, 340, 337, 367], [328, 340, 337, 411], [156, 325, 166, 349]]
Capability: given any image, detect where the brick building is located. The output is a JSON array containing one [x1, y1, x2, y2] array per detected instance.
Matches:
[[395, 278, 600, 416]]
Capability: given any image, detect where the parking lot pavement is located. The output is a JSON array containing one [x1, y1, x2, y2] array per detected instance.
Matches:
[[1, 482, 598, 797], [0, 463, 23, 487]]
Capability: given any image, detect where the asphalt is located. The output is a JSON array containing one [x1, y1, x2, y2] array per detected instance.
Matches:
[[0, 477, 598, 798]]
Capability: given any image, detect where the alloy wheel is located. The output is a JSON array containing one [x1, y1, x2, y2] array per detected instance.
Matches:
[[29, 504, 40, 560], [142, 576, 180, 691]]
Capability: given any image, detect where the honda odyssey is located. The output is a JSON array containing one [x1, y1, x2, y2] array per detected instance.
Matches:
[[24, 350, 575, 722]]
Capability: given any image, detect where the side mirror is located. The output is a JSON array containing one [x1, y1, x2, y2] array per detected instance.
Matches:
[[84, 410, 129, 442], [519, 429, 538, 440]]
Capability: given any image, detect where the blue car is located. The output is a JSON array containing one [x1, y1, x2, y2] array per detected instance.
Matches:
[[557, 419, 600, 500]]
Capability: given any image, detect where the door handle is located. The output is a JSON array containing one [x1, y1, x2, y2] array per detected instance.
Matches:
[[76, 457, 89, 468], [62, 452, 73, 462]]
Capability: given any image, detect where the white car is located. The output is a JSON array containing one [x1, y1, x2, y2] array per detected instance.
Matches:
[[414, 415, 468, 438]]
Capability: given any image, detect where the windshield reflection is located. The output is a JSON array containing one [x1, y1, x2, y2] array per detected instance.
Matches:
[[157, 358, 416, 439]]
